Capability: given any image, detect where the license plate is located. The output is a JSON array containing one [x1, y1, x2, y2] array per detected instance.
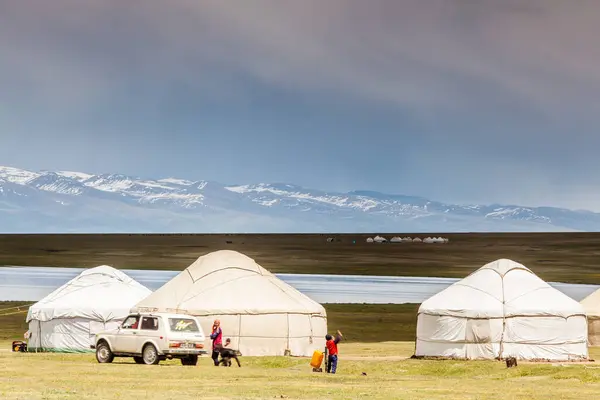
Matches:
[[182, 343, 194, 349]]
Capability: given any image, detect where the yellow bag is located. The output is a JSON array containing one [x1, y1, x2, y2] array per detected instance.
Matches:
[[310, 350, 324, 369]]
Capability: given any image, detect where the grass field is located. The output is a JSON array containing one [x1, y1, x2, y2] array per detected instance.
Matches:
[[0, 302, 419, 343], [4, 304, 600, 398], [2, 233, 600, 284], [3, 341, 600, 399]]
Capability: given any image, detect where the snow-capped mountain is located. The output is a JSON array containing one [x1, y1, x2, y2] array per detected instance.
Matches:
[[1, 165, 599, 233]]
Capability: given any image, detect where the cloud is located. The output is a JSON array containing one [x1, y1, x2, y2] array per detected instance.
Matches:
[[2, 0, 600, 210], [4, 0, 600, 117]]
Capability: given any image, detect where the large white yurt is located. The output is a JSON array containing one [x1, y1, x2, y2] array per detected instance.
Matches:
[[580, 289, 600, 346], [131, 250, 328, 356], [26, 265, 152, 353], [415, 259, 588, 361]]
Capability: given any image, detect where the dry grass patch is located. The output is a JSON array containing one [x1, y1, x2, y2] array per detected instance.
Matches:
[[3, 342, 600, 399]]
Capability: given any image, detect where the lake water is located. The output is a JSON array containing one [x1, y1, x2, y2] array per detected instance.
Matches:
[[1, 266, 598, 304]]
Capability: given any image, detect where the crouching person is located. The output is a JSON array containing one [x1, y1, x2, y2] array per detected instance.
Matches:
[[325, 330, 343, 374], [219, 338, 241, 367]]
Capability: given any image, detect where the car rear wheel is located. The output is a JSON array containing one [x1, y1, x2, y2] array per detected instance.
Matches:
[[133, 356, 144, 364], [180, 355, 198, 366], [96, 342, 114, 364], [142, 344, 160, 365]]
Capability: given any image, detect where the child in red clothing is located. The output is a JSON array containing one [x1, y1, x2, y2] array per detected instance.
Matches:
[[325, 330, 343, 374]]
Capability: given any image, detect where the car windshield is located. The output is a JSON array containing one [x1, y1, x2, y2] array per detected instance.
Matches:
[[168, 318, 200, 332]]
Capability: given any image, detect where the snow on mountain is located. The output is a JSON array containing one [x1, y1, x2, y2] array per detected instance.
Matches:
[[484, 207, 552, 223], [0, 165, 598, 233], [27, 172, 88, 196], [55, 171, 93, 181], [0, 166, 39, 184]]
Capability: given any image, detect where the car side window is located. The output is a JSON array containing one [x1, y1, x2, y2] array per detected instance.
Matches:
[[122, 316, 140, 330], [141, 317, 159, 331]]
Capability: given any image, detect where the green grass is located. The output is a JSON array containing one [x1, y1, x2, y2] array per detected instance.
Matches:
[[0, 302, 419, 343], [324, 303, 419, 342], [5, 301, 600, 399], [2, 232, 600, 284], [2, 341, 600, 399]]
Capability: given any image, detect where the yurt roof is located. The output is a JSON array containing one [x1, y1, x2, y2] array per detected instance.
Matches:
[[132, 250, 326, 316], [418, 259, 584, 319], [26, 265, 152, 323], [580, 289, 600, 317]]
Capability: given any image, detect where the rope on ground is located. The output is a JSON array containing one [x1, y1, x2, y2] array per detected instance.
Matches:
[[0, 310, 29, 317], [0, 303, 34, 313], [0, 308, 32, 317]]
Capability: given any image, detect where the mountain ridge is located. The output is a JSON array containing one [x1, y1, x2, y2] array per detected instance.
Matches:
[[0, 165, 598, 233]]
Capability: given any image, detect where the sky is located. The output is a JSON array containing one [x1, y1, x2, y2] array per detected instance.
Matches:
[[1, 0, 600, 210]]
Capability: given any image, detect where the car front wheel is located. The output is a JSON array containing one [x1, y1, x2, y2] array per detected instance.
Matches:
[[142, 344, 160, 365], [96, 342, 114, 364]]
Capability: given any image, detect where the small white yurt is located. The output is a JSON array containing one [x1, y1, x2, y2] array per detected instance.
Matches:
[[402, 237, 413, 242], [26, 265, 152, 353], [415, 259, 588, 361], [132, 250, 327, 356], [423, 237, 434, 243], [373, 235, 387, 243], [580, 289, 600, 346], [366, 237, 374, 243], [390, 236, 402, 243], [412, 237, 422, 243]]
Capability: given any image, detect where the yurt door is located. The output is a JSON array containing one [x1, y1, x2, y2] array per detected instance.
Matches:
[[465, 319, 494, 359]]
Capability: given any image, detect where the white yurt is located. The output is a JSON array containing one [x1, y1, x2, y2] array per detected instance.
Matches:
[[373, 235, 387, 243], [366, 237, 374, 243], [412, 237, 422, 243], [390, 236, 402, 243], [131, 250, 327, 356], [423, 237, 434, 243], [580, 289, 600, 346], [415, 259, 588, 361], [26, 265, 152, 353]]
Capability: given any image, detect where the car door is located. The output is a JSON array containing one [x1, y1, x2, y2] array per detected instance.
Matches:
[[115, 315, 141, 354], [137, 316, 160, 352]]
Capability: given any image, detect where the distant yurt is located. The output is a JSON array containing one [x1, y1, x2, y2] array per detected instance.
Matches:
[[580, 289, 600, 346], [373, 235, 387, 243], [366, 237, 374, 243], [412, 237, 422, 243], [132, 250, 327, 356], [402, 237, 413, 242], [415, 259, 588, 361], [423, 237, 434, 244], [26, 266, 152, 353], [390, 236, 402, 243]]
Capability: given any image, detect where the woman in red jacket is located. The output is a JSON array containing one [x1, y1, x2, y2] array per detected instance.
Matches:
[[210, 319, 223, 366]]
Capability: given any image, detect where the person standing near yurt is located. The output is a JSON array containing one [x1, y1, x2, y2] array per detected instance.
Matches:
[[210, 319, 223, 366], [325, 330, 343, 374]]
